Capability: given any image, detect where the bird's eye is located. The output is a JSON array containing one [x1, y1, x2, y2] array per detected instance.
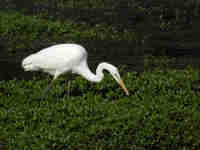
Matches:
[[114, 73, 118, 77]]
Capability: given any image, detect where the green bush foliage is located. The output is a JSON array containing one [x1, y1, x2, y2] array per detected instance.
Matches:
[[0, 12, 136, 55], [1, 0, 200, 57], [0, 67, 200, 149], [1, 1, 200, 148]]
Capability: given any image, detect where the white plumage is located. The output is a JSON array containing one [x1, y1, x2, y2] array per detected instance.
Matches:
[[22, 43, 129, 98], [23, 44, 87, 78]]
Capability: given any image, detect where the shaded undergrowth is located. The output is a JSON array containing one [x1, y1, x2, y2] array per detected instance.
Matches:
[[0, 11, 138, 57], [0, 67, 200, 149], [2, 0, 200, 58]]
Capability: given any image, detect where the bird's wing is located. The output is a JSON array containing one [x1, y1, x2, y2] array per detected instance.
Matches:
[[22, 44, 87, 76], [32, 49, 84, 76], [33, 53, 74, 71]]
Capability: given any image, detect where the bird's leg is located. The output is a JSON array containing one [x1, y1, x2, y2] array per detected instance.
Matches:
[[40, 79, 55, 100], [40, 73, 60, 100], [67, 80, 71, 99], [39, 73, 60, 100]]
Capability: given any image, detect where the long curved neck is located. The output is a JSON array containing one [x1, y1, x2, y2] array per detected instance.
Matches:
[[78, 62, 110, 83]]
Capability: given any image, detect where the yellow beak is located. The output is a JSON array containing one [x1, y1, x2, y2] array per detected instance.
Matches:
[[118, 79, 129, 96]]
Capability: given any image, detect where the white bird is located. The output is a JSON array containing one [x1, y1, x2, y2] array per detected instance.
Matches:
[[22, 43, 129, 99]]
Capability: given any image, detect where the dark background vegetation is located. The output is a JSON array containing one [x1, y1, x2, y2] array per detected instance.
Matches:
[[1, 0, 200, 63]]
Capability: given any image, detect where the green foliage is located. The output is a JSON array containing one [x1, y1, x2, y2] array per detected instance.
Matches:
[[1, 1, 200, 148], [0, 67, 200, 149], [0, 12, 136, 54], [1, 0, 200, 57]]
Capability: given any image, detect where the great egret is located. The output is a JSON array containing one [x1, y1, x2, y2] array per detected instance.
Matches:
[[22, 43, 129, 98]]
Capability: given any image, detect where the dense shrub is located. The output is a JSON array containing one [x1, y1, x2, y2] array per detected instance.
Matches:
[[0, 67, 200, 149]]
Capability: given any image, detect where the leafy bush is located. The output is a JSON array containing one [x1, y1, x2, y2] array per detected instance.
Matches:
[[0, 67, 200, 149], [0, 11, 137, 55]]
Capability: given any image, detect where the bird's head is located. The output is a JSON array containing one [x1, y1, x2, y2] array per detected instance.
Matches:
[[99, 63, 129, 96], [110, 67, 129, 96]]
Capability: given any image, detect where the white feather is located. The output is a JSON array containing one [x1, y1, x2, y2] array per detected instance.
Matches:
[[22, 43, 129, 97]]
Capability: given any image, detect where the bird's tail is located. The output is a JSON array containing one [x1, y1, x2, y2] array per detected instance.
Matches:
[[22, 54, 39, 71]]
